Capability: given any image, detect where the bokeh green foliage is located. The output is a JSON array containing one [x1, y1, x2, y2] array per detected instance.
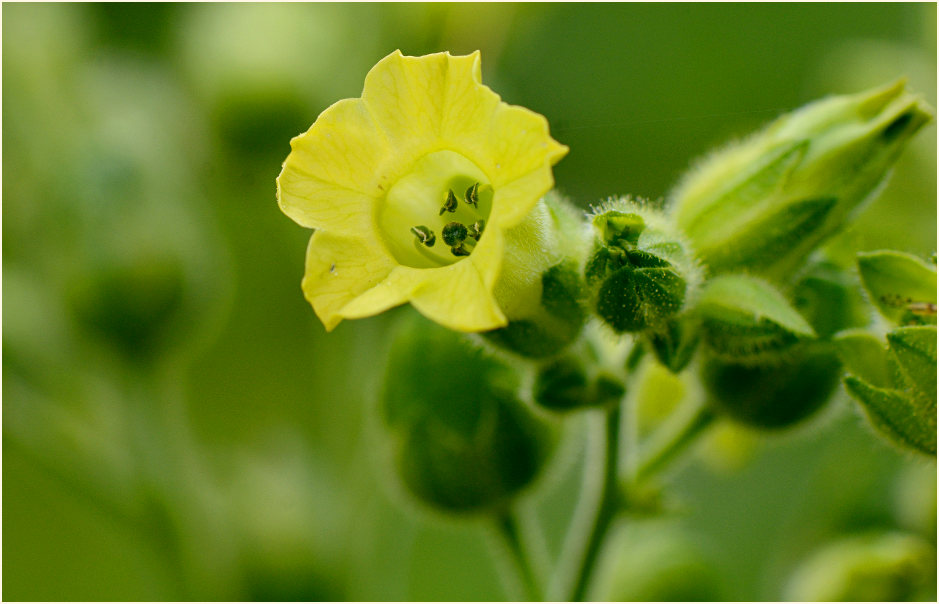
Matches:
[[3, 3, 936, 601]]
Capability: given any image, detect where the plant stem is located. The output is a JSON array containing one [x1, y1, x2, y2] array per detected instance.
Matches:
[[569, 404, 622, 601], [495, 511, 542, 601], [633, 401, 715, 485]]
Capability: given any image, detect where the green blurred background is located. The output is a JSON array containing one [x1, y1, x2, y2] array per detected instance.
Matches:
[[3, 3, 936, 601]]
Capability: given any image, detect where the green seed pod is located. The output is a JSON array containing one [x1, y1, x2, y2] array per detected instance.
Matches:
[[585, 198, 700, 334], [381, 312, 552, 513], [702, 342, 841, 429], [697, 273, 816, 364], [784, 532, 937, 602], [672, 80, 932, 279]]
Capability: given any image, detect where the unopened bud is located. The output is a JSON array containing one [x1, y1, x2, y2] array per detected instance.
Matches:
[[585, 198, 700, 334], [672, 80, 932, 278]]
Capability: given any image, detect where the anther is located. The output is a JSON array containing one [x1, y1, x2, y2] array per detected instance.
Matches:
[[439, 189, 458, 215], [442, 222, 468, 247], [464, 182, 479, 208], [908, 301, 938, 317], [451, 245, 470, 257], [411, 225, 436, 247], [469, 219, 485, 241]]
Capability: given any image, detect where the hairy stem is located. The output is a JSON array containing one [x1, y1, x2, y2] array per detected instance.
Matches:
[[569, 404, 622, 601], [494, 510, 542, 601], [634, 400, 716, 485]]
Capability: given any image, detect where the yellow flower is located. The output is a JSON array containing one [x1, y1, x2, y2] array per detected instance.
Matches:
[[277, 50, 568, 332]]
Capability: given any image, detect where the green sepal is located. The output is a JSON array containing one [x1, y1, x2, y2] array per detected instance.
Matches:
[[701, 196, 836, 276], [887, 326, 937, 406], [702, 343, 841, 429], [834, 329, 892, 389], [595, 263, 686, 333], [645, 314, 701, 373], [793, 260, 870, 338], [382, 312, 553, 512], [672, 81, 932, 280], [845, 376, 936, 456], [533, 355, 625, 412], [484, 262, 585, 359], [697, 273, 815, 363], [857, 250, 937, 325]]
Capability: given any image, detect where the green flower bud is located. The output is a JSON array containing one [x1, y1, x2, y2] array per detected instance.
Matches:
[[585, 198, 700, 334], [702, 342, 841, 429], [533, 353, 625, 412], [68, 253, 186, 360], [381, 312, 552, 513], [591, 520, 725, 602], [672, 80, 932, 279], [484, 261, 586, 358], [697, 273, 816, 364], [645, 314, 701, 373], [484, 194, 590, 358], [784, 532, 937, 602]]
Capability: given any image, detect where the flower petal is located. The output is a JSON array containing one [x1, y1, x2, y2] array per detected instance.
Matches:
[[342, 231, 508, 333], [362, 51, 497, 158], [301, 231, 396, 331], [409, 260, 508, 332], [277, 97, 388, 234]]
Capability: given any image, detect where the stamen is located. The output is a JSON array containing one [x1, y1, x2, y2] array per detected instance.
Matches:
[[439, 189, 459, 215], [442, 222, 468, 247], [464, 182, 480, 208], [451, 245, 471, 257], [410, 225, 436, 247], [469, 219, 485, 241]]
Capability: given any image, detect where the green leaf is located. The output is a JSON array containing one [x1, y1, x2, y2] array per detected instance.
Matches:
[[699, 274, 815, 336], [857, 250, 937, 324], [887, 326, 937, 405], [834, 329, 892, 388], [697, 274, 815, 362], [845, 376, 937, 456]]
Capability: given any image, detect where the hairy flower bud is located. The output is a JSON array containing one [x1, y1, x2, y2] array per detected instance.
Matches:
[[380, 312, 552, 513], [483, 194, 590, 358], [702, 342, 841, 429], [585, 198, 700, 334], [671, 80, 932, 279]]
